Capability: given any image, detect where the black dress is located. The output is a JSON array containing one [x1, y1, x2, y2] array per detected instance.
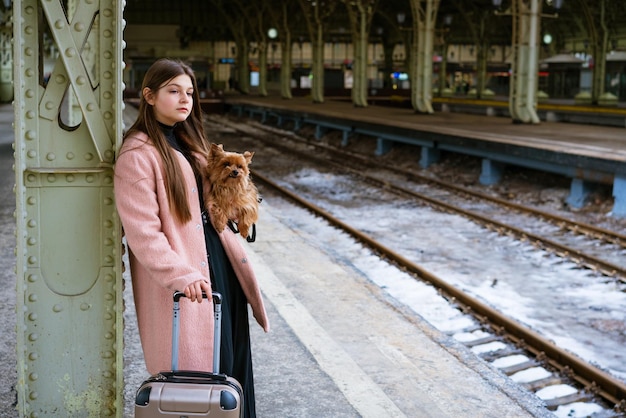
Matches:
[[203, 211, 257, 418], [162, 124, 257, 418]]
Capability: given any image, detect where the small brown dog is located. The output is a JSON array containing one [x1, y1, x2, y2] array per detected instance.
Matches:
[[204, 143, 259, 239]]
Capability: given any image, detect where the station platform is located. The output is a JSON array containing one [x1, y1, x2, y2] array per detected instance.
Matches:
[[223, 94, 626, 216]]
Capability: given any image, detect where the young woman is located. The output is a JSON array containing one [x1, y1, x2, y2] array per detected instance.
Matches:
[[114, 58, 269, 417]]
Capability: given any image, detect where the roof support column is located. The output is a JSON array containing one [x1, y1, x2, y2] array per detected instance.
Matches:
[[0, 8, 12, 102], [409, 0, 440, 114], [13, 0, 125, 415], [509, 0, 542, 124]]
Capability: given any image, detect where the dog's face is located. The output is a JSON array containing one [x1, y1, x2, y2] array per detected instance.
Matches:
[[207, 143, 254, 186]]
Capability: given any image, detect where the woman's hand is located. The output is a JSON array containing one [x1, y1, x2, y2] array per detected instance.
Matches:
[[183, 279, 212, 303]]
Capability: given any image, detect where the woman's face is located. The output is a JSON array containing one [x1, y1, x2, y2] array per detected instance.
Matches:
[[145, 74, 194, 126]]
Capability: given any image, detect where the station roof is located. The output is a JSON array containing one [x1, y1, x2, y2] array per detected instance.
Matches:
[[122, 0, 626, 53]]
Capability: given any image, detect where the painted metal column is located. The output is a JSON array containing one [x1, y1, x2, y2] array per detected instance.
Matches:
[[410, 0, 440, 114], [0, 7, 13, 103], [13, 0, 125, 416], [613, 175, 626, 218], [509, 0, 541, 124]]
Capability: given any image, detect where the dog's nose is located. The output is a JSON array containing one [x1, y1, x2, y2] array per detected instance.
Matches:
[[230, 170, 239, 178]]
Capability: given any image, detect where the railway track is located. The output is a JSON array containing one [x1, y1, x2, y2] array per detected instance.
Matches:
[[205, 114, 626, 415], [251, 170, 626, 415], [213, 115, 626, 283]]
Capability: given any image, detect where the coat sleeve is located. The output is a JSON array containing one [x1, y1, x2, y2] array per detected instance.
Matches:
[[114, 143, 206, 292]]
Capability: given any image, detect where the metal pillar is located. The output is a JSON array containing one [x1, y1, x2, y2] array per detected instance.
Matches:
[[14, 0, 124, 416], [612, 175, 626, 217], [340, 129, 351, 147], [566, 178, 591, 208], [0, 7, 13, 103], [479, 159, 504, 185], [409, 0, 440, 114], [419, 146, 440, 168], [509, 0, 541, 124], [315, 124, 325, 140], [375, 137, 392, 156]]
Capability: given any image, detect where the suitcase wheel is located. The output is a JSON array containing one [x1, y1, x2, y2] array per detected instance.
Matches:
[[135, 386, 151, 406], [220, 390, 238, 410]]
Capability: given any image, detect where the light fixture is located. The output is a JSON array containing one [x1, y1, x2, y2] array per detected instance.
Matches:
[[267, 28, 278, 39], [543, 33, 553, 44], [397, 12, 406, 25], [492, 0, 503, 7]]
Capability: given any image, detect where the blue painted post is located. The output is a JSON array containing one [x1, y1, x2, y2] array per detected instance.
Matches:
[[341, 129, 351, 147], [566, 178, 591, 208], [612, 174, 626, 217], [479, 159, 504, 185], [315, 124, 325, 140], [420, 147, 440, 168], [375, 137, 392, 156]]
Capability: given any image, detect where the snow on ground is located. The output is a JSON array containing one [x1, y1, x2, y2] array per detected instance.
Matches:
[[261, 163, 626, 417], [283, 167, 626, 378]]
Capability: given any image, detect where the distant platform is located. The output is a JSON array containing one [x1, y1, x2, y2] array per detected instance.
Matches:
[[224, 95, 626, 216]]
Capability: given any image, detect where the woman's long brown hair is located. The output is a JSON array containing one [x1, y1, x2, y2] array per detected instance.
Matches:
[[123, 58, 208, 223]]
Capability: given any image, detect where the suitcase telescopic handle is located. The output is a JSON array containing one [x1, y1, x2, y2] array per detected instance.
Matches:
[[173, 291, 222, 304], [171, 291, 222, 373]]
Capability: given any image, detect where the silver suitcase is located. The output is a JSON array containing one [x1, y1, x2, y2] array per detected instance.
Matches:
[[134, 291, 244, 417]]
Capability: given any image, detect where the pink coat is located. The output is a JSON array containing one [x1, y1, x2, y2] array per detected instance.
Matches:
[[114, 132, 269, 375]]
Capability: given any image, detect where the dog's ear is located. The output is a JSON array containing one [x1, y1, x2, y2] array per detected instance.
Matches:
[[210, 143, 224, 153], [243, 151, 254, 164], [209, 143, 225, 159]]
